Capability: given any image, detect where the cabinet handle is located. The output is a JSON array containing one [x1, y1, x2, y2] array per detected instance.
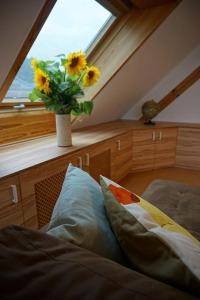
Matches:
[[10, 185, 18, 204], [117, 140, 121, 151], [152, 131, 156, 141], [78, 157, 83, 169], [159, 131, 162, 141], [85, 153, 90, 167]]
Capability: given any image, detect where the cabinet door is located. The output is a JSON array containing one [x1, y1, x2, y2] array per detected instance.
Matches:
[[0, 176, 23, 228], [154, 128, 177, 168], [132, 129, 154, 171], [19, 151, 85, 229], [176, 128, 200, 170], [82, 141, 111, 183], [111, 132, 133, 181]]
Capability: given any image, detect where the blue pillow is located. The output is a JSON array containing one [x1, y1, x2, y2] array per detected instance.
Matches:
[[47, 164, 124, 263]]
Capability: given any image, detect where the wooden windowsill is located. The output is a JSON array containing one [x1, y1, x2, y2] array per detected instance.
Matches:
[[1, 119, 200, 180], [0, 107, 45, 114]]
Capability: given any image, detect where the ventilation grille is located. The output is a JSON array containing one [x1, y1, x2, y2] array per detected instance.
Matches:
[[35, 170, 66, 228]]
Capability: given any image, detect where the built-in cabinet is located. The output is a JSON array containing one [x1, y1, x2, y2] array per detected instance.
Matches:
[[17, 132, 133, 229], [132, 128, 177, 171], [0, 124, 199, 230]]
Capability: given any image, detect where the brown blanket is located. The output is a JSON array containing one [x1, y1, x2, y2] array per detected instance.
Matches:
[[142, 179, 200, 240], [0, 225, 197, 300]]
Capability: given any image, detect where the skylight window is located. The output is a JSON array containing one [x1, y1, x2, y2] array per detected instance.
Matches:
[[4, 0, 112, 101]]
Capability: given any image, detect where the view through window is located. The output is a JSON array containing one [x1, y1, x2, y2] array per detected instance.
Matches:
[[4, 0, 111, 102]]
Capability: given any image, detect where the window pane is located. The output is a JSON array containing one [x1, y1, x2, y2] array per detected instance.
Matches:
[[4, 0, 111, 100]]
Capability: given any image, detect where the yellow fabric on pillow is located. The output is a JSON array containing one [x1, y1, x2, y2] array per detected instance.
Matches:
[[139, 196, 200, 247]]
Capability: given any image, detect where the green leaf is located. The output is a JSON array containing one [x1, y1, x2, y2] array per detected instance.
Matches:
[[59, 82, 70, 92], [29, 88, 40, 101], [67, 74, 78, 81], [45, 102, 63, 113], [45, 62, 59, 73], [35, 88, 47, 98], [56, 53, 65, 57], [38, 61, 46, 70], [71, 109, 81, 116], [64, 79, 84, 96], [45, 60, 55, 65], [82, 101, 93, 115], [61, 58, 67, 66]]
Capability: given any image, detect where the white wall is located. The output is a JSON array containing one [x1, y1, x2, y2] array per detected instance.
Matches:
[[0, 0, 46, 90], [73, 0, 200, 128], [123, 44, 200, 123]]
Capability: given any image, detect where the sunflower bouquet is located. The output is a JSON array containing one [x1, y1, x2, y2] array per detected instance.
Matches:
[[29, 51, 100, 115]]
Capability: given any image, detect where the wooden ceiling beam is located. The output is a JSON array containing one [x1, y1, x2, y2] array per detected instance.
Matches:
[[159, 65, 200, 112]]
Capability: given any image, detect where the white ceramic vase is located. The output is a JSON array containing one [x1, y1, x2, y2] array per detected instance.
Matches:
[[55, 114, 72, 147]]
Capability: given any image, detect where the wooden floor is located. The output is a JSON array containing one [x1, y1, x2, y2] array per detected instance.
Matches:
[[120, 167, 200, 196]]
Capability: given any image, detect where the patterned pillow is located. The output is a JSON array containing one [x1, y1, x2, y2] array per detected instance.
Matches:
[[100, 176, 200, 296]]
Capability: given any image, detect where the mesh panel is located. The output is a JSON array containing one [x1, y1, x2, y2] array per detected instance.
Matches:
[[35, 170, 66, 228]]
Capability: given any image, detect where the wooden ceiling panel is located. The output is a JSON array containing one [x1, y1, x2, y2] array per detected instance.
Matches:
[[96, 0, 132, 16], [131, 0, 177, 9]]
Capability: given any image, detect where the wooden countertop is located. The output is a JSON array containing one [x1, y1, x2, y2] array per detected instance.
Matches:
[[0, 120, 200, 179]]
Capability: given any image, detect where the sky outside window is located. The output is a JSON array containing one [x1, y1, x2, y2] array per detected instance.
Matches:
[[5, 0, 111, 99]]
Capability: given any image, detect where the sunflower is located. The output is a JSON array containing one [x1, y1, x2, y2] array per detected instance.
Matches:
[[31, 58, 38, 70], [34, 68, 51, 94], [65, 51, 87, 76], [82, 66, 100, 87]]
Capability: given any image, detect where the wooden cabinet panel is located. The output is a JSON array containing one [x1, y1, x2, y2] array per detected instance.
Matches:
[[132, 129, 154, 171], [0, 176, 23, 228], [154, 128, 177, 168], [132, 128, 177, 171], [81, 140, 112, 182], [176, 128, 200, 170], [88, 150, 111, 183], [111, 132, 133, 181]]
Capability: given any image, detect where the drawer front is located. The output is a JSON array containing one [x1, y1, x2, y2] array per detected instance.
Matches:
[[133, 129, 155, 145], [112, 132, 133, 154], [0, 176, 23, 228]]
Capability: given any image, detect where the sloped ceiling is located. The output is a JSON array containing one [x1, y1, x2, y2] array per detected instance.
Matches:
[[73, 0, 200, 128], [0, 0, 46, 90], [123, 43, 200, 122]]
